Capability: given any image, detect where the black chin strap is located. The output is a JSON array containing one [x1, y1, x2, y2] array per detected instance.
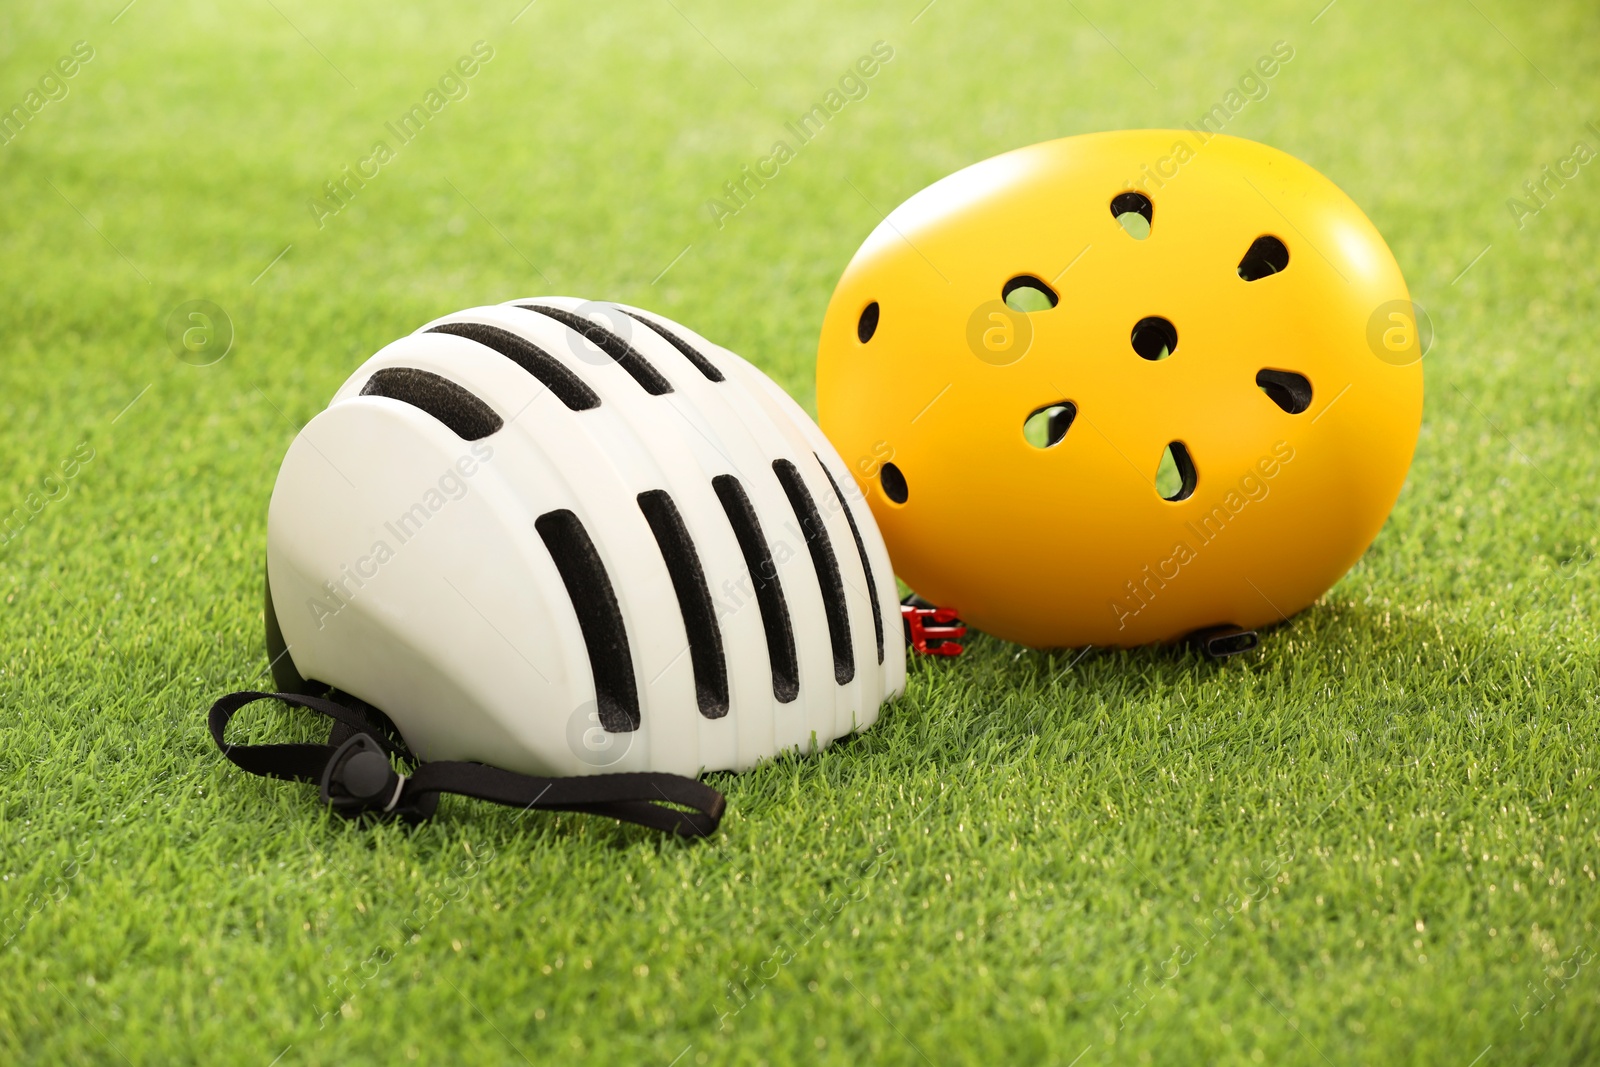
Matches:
[[207, 691, 725, 838]]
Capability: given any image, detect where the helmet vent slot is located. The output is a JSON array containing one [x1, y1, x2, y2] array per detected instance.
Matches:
[[1110, 191, 1153, 239], [774, 460, 856, 686], [359, 367, 503, 441], [1237, 235, 1289, 280], [621, 310, 725, 382], [1024, 401, 1077, 448], [712, 475, 800, 703], [637, 490, 729, 718], [1131, 316, 1178, 361], [1002, 275, 1058, 312], [816, 457, 885, 664], [857, 301, 880, 343], [518, 304, 675, 395], [1256, 369, 1312, 414], [879, 462, 909, 504], [425, 321, 601, 411], [535, 510, 641, 733], [1156, 442, 1197, 501]]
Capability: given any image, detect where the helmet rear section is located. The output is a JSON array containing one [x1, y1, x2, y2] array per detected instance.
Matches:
[[267, 298, 904, 778]]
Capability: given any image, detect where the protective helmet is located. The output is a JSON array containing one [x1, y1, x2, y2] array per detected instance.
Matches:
[[211, 297, 903, 835], [816, 131, 1424, 650]]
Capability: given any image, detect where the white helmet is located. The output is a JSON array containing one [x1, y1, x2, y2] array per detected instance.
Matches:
[[211, 297, 903, 834]]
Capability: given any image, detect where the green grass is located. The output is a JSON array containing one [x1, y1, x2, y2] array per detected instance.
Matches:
[[2, 0, 1598, 1062]]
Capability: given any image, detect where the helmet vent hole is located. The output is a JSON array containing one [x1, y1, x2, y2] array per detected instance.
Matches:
[[360, 367, 503, 441], [1002, 275, 1058, 312], [425, 321, 601, 411], [879, 462, 909, 504], [857, 301, 880, 343], [816, 457, 885, 664], [1256, 369, 1313, 414], [1110, 191, 1153, 239], [1023, 401, 1077, 448], [712, 476, 799, 704], [623, 310, 725, 382], [534, 510, 641, 732], [1237, 235, 1289, 280], [637, 490, 729, 718], [773, 460, 856, 686], [1131, 316, 1178, 361], [1156, 442, 1197, 501], [518, 305, 674, 396]]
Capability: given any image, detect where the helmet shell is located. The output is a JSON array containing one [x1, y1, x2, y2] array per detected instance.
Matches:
[[269, 298, 903, 777], [817, 131, 1423, 648]]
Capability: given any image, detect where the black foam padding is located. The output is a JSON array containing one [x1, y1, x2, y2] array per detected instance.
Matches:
[[535, 510, 641, 733], [621, 310, 725, 383], [360, 367, 504, 440], [711, 475, 799, 703], [1238, 235, 1290, 281], [424, 321, 601, 411], [519, 305, 674, 395], [816, 458, 884, 664], [773, 460, 854, 685], [637, 490, 729, 718], [1256, 369, 1313, 414]]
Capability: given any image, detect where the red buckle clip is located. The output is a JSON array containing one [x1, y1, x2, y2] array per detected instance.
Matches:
[[902, 603, 966, 657]]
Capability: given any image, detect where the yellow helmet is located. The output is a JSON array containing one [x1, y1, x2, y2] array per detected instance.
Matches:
[[816, 131, 1424, 650]]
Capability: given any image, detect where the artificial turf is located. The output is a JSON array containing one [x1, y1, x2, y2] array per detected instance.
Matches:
[[2, 0, 1598, 1063]]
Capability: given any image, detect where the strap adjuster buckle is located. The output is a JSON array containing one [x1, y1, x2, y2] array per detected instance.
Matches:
[[901, 599, 966, 656], [1188, 624, 1259, 660], [319, 733, 437, 822]]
